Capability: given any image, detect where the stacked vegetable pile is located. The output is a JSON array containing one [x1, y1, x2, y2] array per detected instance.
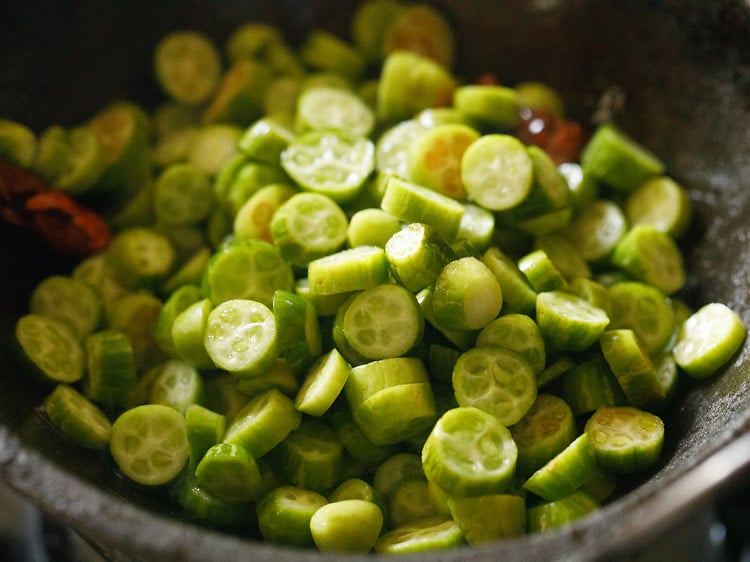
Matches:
[[2, 0, 746, 554]]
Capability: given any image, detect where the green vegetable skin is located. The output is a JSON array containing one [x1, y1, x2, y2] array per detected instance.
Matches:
[[10, 0, 747, 555]]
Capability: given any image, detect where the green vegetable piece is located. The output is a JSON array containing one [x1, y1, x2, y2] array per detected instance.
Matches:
[[154, 31, 221, 105], [235, 358, 299, 398], [560, 199, 628, 265], [452, 347, 537, 426], [154, 163, 214, 226], [310, 499, 384, 553], [171, 298, 216, 370], [625, 176, 693, 238], [300, 29, 366, 82], [351, 0, 405, 63], [456, 202, 496, 253], [374, 516, 465, 554], [536, 291, 610, 352], [84, 330, 138, 409], [106, 227, 176, 291], [481, 246, 538, 316], [224, 22, 282, 62], [377, 51, 456, 123], [559, 355, 627, 417], [257, 485, 328, 546], [523, 433, 598, 501], [611, 224, 686, 295], [185, 404, 226, 470], [381, 176, 465, 241], [281, 129, 374, 203], [0, 118, 36, 167], [422, 406, 518, 498], [408, 123, 480, 200], [385, 222, 454, 293], [154, 284, 203, 356], [516, 80, 565, 117], [447, 494, 526, 545], [195, 442, 262, 503], [326, 397, 398, 467], [475, 313, 546, 375], [308, 246, 390, 295], [223, 388, 301, 458], [274, 419, 344, 492], [581, 123, 664, 192], [171, 472, 250, 527], [672, 302, 747, 378], [567, 277, 611, 316], [203, 59, 273, 125], [273, 289, 322, 375], [511, 394, 577, 476], [204, 299, 277, 377], [233, 183, 297, 243], [108, 290, 165, 372], [149, 359, 204, 415], [389, 477, 441, 528], [296, 86, 374, 137], [185, 123, 242, 175], [503, 145, 570, 225], [375, 119, 429, 180], [30, 275, 103, 341], [599, 329, 666, 410], [461, 134, 533, 211], [270, 192, 349, 267], [585, 406, 665, 474], [453, 84, 521, 130], [432, 257, 503, 331], [33, 125, 106, 194], [526, 491, 599, 533], [353, 382, 437, 446], [343, 283, 423, 360], [203, 238, 293, 307], [44, 384, 112, 451], [294, 349, 349, 416], [518, 249, 568, 293], [110, 404, 189, 486], [347, 208, 403, 248], [383, 4, 455, 67], [558, 162, 599, 212], [238, 117, 294, 165], [607, 281, 675, 356]]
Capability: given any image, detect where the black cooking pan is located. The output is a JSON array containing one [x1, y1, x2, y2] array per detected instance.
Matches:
[[2, 1, 750, 560]]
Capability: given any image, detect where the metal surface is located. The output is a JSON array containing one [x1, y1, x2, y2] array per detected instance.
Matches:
[[2, 1, 750, 560]]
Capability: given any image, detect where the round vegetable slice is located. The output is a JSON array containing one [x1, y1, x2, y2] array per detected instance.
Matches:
[[204, 299, 277, 376], [536, 290, 610, 352], [15, 314, 85, 385], [110, 404, 189, 486], [281, 129, 374, 203], [461, 134, 533, 211], [154, 31, 222, 105], [44, 384, 112, 451], [584, 405, 664, 474], [452, 347, 537, 426], [310, 499, 384, 553], [672, 302, 747, 378], [343, 283, 424, 360], [295, 86, 375, 137], [422, 406, 518, 498], [270, 192, 349, 267], [195, 442, 262, 503]]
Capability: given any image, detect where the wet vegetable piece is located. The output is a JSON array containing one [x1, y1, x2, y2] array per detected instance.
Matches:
[[6, 0, 748, 555]]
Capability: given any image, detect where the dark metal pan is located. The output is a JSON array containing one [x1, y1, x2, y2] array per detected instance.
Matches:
[[2, 1, 750, 560]]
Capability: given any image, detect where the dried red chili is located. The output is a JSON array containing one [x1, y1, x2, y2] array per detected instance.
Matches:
[[515, 107, 588, 165], [0, 159, 111, 257]]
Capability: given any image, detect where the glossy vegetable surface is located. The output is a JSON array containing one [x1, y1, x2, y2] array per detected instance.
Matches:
[[1, 1, 750, 561]]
